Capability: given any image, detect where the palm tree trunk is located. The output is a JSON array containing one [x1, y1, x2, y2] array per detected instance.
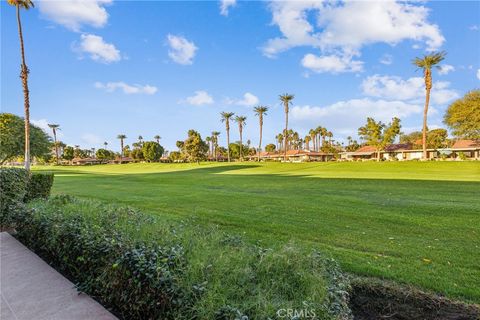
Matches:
[[120, 139, 124, 159], [16, 5, 31, 171], [284, 106, 288, 162], [226, 123, 231, 162], [422, 73, 431, 160], [258, 117, 263, 162], [239, 127, 243, 161], [53, 129, 59, 164]]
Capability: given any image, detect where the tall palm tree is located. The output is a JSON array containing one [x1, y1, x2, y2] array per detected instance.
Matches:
[[220, 112, 235, 162], [117, 134, 127, 158], [234, 115, 247, 161], [104, 141, 108, 150], [48, 124, 60, 164], [309, 129, 316, 151], [205, 136, 212, 158], [211, 131, 220, 161], [254, 105, 268, 161], [279, 94, 294, 161], [305, 135, 311, 150], [276, 133, 284, 151], [412, 51, 446, 160], [154, 135, 161, 144], [8, 0, 34, 170], [138, 135, 143, 145]]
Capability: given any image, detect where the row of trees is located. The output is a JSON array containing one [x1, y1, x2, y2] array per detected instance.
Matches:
[[6, 0, 479, 167]]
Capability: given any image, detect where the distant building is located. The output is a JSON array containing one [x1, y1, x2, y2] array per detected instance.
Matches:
[[340, 140, 480, 161], [251, 149, 334, 162]]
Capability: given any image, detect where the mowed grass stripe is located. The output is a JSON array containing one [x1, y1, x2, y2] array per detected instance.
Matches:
[[35, 161, 480, 302]]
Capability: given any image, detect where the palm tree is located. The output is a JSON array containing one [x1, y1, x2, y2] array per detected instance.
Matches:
[[279, 94, 294, 161], [104, 141, 108, 149], [8, 0, 34, 170], [234, 115, 247, 161], [48, 124, 60, 164], [276, 133, 284, 151], [412, 51, 446, 159], [117, 134, 127, 158], [205, 136, 212, 158], [221, 112, 235, 162], [154, 135, 161, 144], [305, 135, 311, 150], [309, 129, 316, 151], [138, 135, 143, 145], [211, 131, 220, 161], [254, 105, 268, 161]]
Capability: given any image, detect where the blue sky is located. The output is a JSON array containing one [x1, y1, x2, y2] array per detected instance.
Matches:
[[2, 0, 479, 151]]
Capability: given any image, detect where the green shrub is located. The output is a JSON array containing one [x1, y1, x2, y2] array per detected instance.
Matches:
[[25, 172, 54, 201], [14, 196, 352, 320], [0, 167, 28, 227]]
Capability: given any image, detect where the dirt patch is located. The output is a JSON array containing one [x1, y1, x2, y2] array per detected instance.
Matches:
[[350, 277, 480, 320]]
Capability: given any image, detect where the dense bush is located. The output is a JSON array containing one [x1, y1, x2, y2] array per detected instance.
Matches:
[[14, 196, 352, 320], [25, 172, 54, 201], [0, 168, 28, 227], [1, 168, 54, 228]]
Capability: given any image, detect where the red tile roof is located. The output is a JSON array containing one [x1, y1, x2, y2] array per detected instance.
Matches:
[[452, 139, 480, 149], [384, 143, 412, 152], [354, 145, 377, 153]]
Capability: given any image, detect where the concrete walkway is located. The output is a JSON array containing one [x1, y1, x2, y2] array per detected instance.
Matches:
[[0, 232, 117, 320]]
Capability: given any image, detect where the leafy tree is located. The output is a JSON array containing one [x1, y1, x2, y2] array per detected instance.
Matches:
[[8, 0, 34, 170], [265, 143, 276, 152], [234, 115, 247, 161], [62, 146, 74, 161], [131, 148, 144, 161], [345, 136, 361, 152], [400, 129, 449, 149], [96, 148, 115, 160], [176, 140, 184, 151], [254, 105, 268, 161], [412, 51, 446, 159], [0, 113, 51, 164], [358, 117, 401, 161], [444, 90, 480, 139], [279, 94, 294, 161], [142, 141, 164, 162], [168, 151, 183, 162], [220, 112, 235, 162], [183, 130, 208, 163], [228, 143, 249, 159]]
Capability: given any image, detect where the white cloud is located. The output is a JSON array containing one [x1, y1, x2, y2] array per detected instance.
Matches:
[[226, 92, 260, 106], [263, 1, 444, 73], [477, 69, 480, 80], [38, 0, 112, 32], [291, 98, 425, 137], [220, 0, 236, 16], [469, 25, 479, 31], [362, 75, 458, 105], [181, 90, 214, 106], [31, 119, 65, 139], [438, 64, 455, 75], [380, 54, 393, 65], [81, 133, 102, 145], [167, 34, 198, 65], [94, 82, 157, 95], [301, 53, 363, 73], [76, 34, 121, 63]]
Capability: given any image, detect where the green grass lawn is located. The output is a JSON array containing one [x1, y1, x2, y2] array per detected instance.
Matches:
[[35, 161, 480, 303]]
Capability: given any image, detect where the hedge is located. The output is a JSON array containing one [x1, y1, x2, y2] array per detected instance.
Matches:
[[0, 168, 54, 228], [0, 168, 28, 226], [14, 196, 353, 320], [25, 172, 54, 201]]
